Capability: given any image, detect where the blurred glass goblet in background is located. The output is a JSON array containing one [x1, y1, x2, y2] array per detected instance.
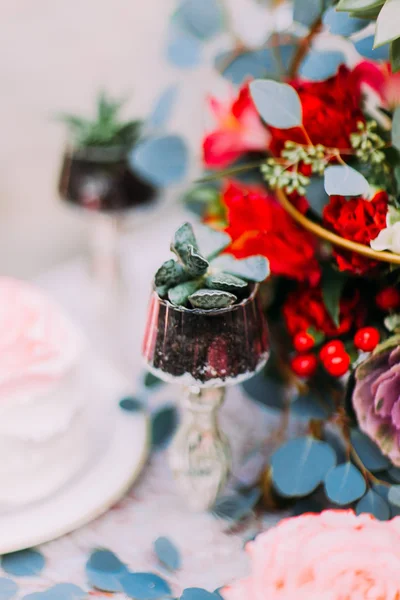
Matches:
[[58, 144, 156, 292]]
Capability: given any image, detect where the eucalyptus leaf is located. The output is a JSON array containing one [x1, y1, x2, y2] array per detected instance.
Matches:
[[149, 84, 178, 129], [322, 7, 368, 35], [271, 437, 336, 497], [249, 80, 302, 129], [166, 26, 203, 68], [205, 273, 247, 293], [195, 225, 231, 260], [120, 572, 171, 600], [1, 550, 45, 577], [388, 467, 400, 482], [294, 0, 327, 27], [355, 34, 390, 59], [189, 289, 237, 309], [356, 489, 390, 520], [155, 259, 187, 288], [215, 45, 297, 85], [86, 549, 127, 593], [144, 372, 164, 388], [242, 371, 286, 410], [374, 0, 400, 48], [154, 537, 181, 571], [181, 589, 220, 600], [212, 488, 261, 521], [350, 428, 390, 471], [305, 176, 330, 216], [324, 462, 366, 505], [392, 106, 400, 152], [129, 135, 188, 186], [388, 484, 400, 506], [290, 391, 335, 420], [211, 254, 269, 282], [176, 0, 224, 40], [151, 405, 178, 449], [324, 165, 370, 196], [300, 50, 346, 81]]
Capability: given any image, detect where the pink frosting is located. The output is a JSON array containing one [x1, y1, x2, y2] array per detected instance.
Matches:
[[223, 510, 400, 600], [0, 278, 83, 400]]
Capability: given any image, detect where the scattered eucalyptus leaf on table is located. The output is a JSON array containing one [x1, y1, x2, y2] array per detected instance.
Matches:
[[154, 537, 181, 571], [1, 549, 45, 577]]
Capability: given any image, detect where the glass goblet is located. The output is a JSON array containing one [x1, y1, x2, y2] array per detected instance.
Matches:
[[143, 284, 269, 510]]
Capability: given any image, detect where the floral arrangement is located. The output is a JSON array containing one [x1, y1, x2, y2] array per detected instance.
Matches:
[[223, 510, 400, 599], [173, 0, 400, 520]]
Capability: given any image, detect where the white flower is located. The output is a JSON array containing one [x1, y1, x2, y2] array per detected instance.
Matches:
[[371, 206, 400, 254]]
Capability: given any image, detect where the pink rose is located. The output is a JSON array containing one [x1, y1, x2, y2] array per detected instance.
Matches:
[[203, 85, 270, 169], [223, 510, 400, 599], [0, 278, 83, 400]]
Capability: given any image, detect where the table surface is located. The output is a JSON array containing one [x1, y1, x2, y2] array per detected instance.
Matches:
[[3, 210, 286, 598]]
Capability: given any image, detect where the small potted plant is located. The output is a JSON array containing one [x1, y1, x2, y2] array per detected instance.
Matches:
[[58, 93, 156, 212], [143, 222, 270, 510]]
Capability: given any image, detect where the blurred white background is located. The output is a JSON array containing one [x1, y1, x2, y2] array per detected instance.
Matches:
[[0, 0, 217, 276]]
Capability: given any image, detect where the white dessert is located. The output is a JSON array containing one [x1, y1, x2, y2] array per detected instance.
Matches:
[[0, 278, 88, 506]]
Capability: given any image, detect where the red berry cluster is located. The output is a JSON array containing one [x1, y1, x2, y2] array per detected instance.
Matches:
[[290, 327, 381, 379]]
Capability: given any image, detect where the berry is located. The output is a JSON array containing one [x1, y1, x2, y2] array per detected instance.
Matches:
[[290, 354, 318, 378], [293, 331, 315, 353], [376, 287, 400, 311], [319, 340, 345, 362], [354, 327, 380, 352], [323, 352, 350, 378]]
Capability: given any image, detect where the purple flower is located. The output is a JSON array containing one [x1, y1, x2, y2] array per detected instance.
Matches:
[[353, 341, 400, 466]]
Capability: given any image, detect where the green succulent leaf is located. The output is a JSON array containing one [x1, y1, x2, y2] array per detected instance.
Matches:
[[156, 285, 169, 299], [189, 289, 237, 309], [185, 244, 209, 277], [155, 259, 187, 288], [168, 280, 201, 307], [196, 225, 231, 260], [171, 222, 209, 275], [205, 273, 248, 293], [211, 254, 269, 282]]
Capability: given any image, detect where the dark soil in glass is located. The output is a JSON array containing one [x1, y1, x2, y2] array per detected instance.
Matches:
[[58, 148, 156, 212], [143, 286, 269, 386]]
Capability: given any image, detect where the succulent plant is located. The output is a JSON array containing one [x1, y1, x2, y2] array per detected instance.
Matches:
[[59, 92, 142, 150], [155, 222, 270, 309]]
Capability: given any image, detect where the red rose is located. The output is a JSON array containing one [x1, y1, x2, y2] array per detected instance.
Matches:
[[269, 65, 365, 155], [283, 286, 365, 338], [223, 180, 320, 284], [323, 191, 388, 274]]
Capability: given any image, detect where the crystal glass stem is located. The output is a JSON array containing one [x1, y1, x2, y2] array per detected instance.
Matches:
[[168, 386, 231, 511], [88, 211, 122, 293]]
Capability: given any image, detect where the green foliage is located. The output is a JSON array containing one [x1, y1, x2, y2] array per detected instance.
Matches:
[[321, 267, 348, 328], [59, 92, 142, 150], [154, 223, 269, 309], [336, 0, 400, 70]]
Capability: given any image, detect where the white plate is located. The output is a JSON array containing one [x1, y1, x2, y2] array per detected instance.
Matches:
[[0, 356, 149, 554]]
